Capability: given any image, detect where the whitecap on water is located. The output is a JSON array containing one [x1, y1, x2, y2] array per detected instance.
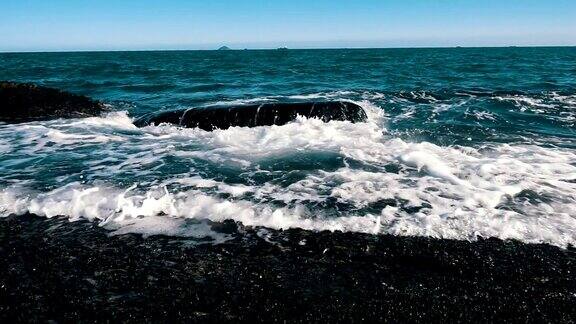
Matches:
[[1, 101, 575, 247]]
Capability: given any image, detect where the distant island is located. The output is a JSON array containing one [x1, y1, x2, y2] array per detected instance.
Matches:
[[218, 46, 231, 51]]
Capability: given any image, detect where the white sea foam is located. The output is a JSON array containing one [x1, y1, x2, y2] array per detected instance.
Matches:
[[471, 111, 497, 121], [206, 97, 279, 106], [495, 95, 555, 110], [550, 93, 576, 107], [0, 139, 11, 154], [0, 183, 382, 236], [493, 93, 576, 125], [288, 91, 355, 100], [1, 101, 575, 247]]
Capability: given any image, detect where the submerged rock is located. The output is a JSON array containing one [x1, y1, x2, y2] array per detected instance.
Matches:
[[0, 81, 105, 123], [134, 101, 368, 131]]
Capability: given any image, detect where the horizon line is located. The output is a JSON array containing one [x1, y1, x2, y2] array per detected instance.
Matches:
[[1, 44, 575, 54]]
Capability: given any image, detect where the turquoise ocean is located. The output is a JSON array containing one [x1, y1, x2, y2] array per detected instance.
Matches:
[[1, 47, 575, 247]]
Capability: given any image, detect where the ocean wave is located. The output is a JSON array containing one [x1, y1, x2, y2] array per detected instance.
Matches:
[[1, 100, 575, 247]]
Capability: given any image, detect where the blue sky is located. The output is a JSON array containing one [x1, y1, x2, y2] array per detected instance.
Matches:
[[1, 0, 575, 51]]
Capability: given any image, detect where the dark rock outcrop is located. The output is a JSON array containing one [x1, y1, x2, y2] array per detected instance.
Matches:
[[134, 101, 368, 131], [0, 82, 368, 130], [0, 81, 105, 123]]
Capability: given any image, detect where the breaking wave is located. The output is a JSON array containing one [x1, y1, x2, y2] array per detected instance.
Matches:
[[1, 97, 576, 247]]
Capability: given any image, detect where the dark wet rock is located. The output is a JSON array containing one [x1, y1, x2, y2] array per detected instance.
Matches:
[[0, 213, 575, 322], [0, 81, 105, 123], [133, 101, 368, 131], [210, 219, 239, 234]]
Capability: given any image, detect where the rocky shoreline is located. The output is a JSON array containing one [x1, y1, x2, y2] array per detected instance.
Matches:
[[0, 81, 105, 123], [1, 214, 575, 322]]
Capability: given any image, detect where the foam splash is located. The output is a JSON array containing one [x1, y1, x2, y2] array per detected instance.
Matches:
[[1, 101, 576, 247], [0, 183, 382, 236]]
